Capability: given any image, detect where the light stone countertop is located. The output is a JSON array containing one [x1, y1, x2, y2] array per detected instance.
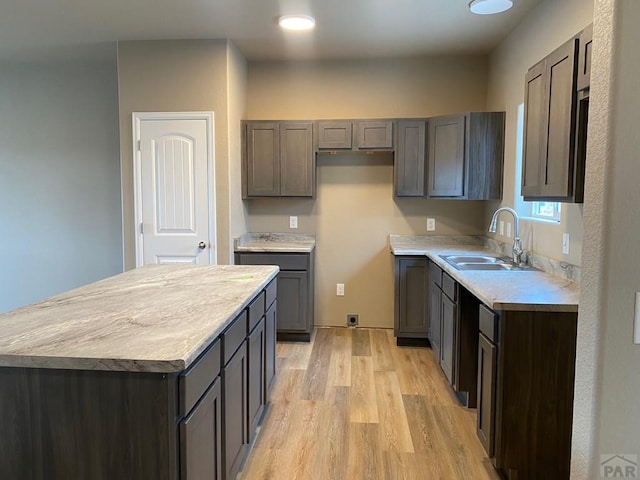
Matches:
[[234, 232, 316, 253], [389, 235, 579, 313], [0, 265, 279, 373]]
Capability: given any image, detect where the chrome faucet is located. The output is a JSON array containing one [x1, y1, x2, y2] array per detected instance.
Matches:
[[488, 207, 524, 266]]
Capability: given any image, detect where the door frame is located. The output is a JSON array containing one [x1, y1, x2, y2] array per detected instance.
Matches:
[[132, 111, 216, 267]]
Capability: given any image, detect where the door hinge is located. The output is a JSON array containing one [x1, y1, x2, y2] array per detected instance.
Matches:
[[140, 222, 144, 234], [137, 140, 142, 151]]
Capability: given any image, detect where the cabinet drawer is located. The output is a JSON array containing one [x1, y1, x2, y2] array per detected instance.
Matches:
[[223, 311, 248, 365], [248, 291, 265, 332], [429, 260, 442, 287], [265, 279, 277, 308], [236, 253, 308, 271], [180, 339, 221, 416], [479, 304, 498, 342], [442, 272, 457, 301]]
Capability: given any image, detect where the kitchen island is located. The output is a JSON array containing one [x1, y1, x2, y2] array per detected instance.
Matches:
[[0, 264, 279, 480]]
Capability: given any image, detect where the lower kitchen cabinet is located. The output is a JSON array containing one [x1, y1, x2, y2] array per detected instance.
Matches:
[[223, 341, 248, 480], [179, 377, 223, 480], [428, 260, 442, 360], [439, 287, 456, 385], [247, 317, 266, 440], [265, 300, 277, 395], [393, 256, 429, 345], [235, 252, 315, 342], [477, 304, 578, 479]]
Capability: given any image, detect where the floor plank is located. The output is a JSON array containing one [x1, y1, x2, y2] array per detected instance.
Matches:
[[240, 327, 500, 480]]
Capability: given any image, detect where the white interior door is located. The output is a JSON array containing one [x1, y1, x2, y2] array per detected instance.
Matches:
[[133, 112, 216, 266]]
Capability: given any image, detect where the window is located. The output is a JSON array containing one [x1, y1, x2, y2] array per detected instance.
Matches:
[[530, 201, 561, 222]]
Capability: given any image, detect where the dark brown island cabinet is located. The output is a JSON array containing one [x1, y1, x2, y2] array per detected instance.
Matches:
[[394, 112, 505, 199], [235, 251, 315, 342], [522, 24, 592, 202], [0, 279, 277, 480], [243, 121, 315, 198]]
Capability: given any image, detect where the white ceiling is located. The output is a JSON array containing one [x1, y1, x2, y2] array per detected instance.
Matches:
[[0, 0, 543, 62]]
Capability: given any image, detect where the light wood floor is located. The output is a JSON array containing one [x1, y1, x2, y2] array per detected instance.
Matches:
[[239, 327, 500, 480]]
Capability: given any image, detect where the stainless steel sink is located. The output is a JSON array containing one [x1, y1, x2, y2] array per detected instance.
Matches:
[[443, 255, 506, 264], [440, 254, 534, 272], [455, 262, 519, 271]]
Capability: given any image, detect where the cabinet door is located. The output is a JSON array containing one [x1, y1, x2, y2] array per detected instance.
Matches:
[[280, 122, 314, 197], [541, 38, 578, 198], [277, 271, 309, 332], [318, 121, 352, 149], [246, 122, 280, 197], [396, 257, 428, 336], [180, 377, 223, 480], [428, 115, 465, 197], [395, 120, 427, 197], [265, 300, 277, 395], [577, 24, 593, 91], [440, 293, 456, 384], [522, 61, 546, 198], [248, 318, 266, 441], [223, 341, 248, 480], [355, 121, 393, 149], [429, 282, 442, 360], [477, 333, 497, 457]]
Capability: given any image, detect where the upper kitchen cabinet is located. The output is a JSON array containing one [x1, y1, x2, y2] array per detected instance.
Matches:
[[427, 112, 505, 200], [243, 121, 314, 198], [317, 121, 353, 150], [355, 120, 394, 149], [395, 119, 427, 197], [522, 26, 591, 202]]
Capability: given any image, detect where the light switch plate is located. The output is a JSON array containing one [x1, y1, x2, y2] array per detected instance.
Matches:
[[506, 222, 512, 238], [289, 216, 298, 229], [635, 293, 640, 345], [336, 283, 345, 296], [562, 233, 570, 255], [499, 221, 504, 236], [427, 218, 436, 231]]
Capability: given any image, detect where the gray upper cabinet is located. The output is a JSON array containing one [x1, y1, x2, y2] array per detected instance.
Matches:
[[522, 30, 590, 202], [317, 121, 353, 149], [355, 120, 394, 149], [243, 121, 314, 198], [427, 112, 505, 200], [246, 122, 280, 197], [428, 115, 465, 197], [395, 119, 427, 197]]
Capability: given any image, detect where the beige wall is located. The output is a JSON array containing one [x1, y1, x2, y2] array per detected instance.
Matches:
[[486, 0, 593, 266], [245, 56, 490, 328], [117, 39, 240, 268]]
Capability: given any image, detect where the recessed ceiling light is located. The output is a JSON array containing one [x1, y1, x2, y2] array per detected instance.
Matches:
[[469, 0, 513, 15], [278, 15, 316, 31]]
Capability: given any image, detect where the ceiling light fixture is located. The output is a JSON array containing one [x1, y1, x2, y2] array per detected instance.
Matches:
[[469, 0, 513, 15], [278, 14, 316, 31]]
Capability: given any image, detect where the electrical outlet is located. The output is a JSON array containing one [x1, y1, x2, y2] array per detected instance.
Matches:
[[506, 222, 512, 238], [289, 216, 298, 229], [336, 283, 344, 296], [347, 314, 359, 327], [562, 233, 570, 255], [499, 220, 505, 236], [426, 217, 436, 231]]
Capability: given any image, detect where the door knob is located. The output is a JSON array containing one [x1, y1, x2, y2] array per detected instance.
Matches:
[[198, 241, 207, 250]]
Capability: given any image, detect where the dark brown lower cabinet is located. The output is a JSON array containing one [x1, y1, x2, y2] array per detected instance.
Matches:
[[439, 291, 456, 385], [180, 378, 223, 480], [477, 332, 497, 457], [265, 300, 277, 395], [394, 256, 429, 345], [223, 341, 248, 480], [248, 318, 266, 440], [428, 261, 442, 360]]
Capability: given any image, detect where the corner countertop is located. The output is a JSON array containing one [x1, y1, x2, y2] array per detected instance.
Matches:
[[0, 265, 279, 373], [234, 232, 316, 253], [389, 235, 579, 313]]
